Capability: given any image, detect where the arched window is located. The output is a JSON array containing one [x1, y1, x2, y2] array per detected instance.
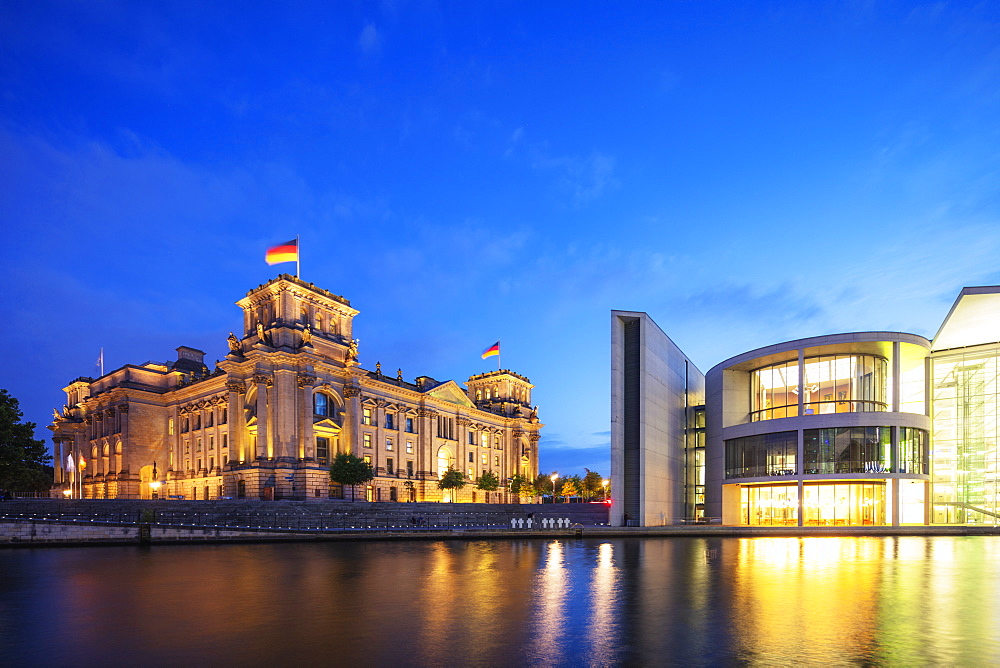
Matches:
[[486, 388, 491, 400], [476, 389, 482, 401], [314, 393, 329, 416]]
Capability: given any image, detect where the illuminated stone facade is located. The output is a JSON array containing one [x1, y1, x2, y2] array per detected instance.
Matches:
[[50, 275, 542, 501], [613, 285, 1000, 526]]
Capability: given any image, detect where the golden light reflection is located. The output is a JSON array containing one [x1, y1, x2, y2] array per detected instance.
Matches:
[[528, 540, 568, 664], [586, 542, 618, 665], [732, 538, 883, 663]]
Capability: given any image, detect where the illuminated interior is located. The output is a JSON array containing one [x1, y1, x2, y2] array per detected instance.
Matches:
[[741, 484, 798, 525], [739, 482, 890, 526], [751, 354, 888, 421], [931, 348, 1000, 524]]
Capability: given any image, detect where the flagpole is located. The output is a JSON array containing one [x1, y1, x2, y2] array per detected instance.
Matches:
[[296, 235, 300, 278], [497, 341, 501, 372]]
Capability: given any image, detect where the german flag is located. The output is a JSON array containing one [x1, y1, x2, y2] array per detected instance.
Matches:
[[265, 239, 298, 265], [481, 341, 500, 359]]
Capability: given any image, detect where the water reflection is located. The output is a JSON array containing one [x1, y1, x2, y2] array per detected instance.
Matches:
[[1, 537, 999, 666]]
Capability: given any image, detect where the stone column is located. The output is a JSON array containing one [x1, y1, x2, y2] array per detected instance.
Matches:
[[528, 433, 540, 480], [253, 373, 271, 460], [93, 413, 104, 475], [273, 368, 297, 461], [117, 403, 129, 475], [343, 385, 361, 455], [53, 438, 64, 485], [419, 408, 438, 479], [226, 380, 247, 463], [298, 374, 317, 460]]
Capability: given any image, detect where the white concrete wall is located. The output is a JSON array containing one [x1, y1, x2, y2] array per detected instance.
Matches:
[[611, 311, 704, 527]]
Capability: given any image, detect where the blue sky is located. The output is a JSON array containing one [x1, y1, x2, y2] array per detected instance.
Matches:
[[2, 1, 999, 479]]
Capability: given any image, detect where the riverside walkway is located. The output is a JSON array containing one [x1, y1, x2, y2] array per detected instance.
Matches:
[[0, 498, 609, 545], [3, 499, 999, 546]]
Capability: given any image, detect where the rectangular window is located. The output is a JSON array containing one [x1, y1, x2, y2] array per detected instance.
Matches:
[[386, 438, 394, 451], [181, 417, 189, 433], [207, 411, 214, 427], [467, 467, 474, 478], [437, 416, 455, 439], [363, 455, 372, 465], [363, 408, 373, 425], [194, 414, 201, 430], [209, 457, 215, 470], [469, 432, 475, 445], [221, 408, 227, 424], [197, 438, 202, 452], [385, 414, 395, 429], [481, 433, 488, 448], [495, 437, 501, 450], [406, 441, 413, 454], [405, 417, 414, 433], [222, 455, 228, 466], [407, 460, 413, 476], [197, 458, 202, 471], [222, 434, 228, 450], [494, 455, 500, 466], [469, 452, 475, 463], [386, 457, 394, 474], [316, 437, 329, 464], [168, 418, 175, 435], [364, 434, 372, 448], [481, 453, 488, 465], [209, 435, 214, 450]]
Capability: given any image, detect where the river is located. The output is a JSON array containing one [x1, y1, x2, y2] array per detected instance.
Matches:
[[2, 536, 998, 666]]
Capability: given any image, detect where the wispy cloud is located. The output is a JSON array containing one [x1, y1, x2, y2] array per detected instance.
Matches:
[[358, 23, 381, 57], [533, 150, 618, 206]]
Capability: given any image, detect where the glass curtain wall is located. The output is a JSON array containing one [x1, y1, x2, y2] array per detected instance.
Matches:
[[685, 406, 706, 521], [751, 355, 888, 421], [802, 355, 888, 415], [931, 348, 1000, 524], [898, 427, 929, 475], [725, 431, 797, 479], [750, 361, 799, 421], [802, 482, 886, 526], [741, 484, 798, 525], [803, 427, 891, 474]]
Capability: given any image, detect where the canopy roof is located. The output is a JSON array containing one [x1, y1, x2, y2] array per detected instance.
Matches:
[[932, 286, 1000, 351]]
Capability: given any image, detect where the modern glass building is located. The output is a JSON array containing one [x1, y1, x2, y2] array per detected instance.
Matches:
[[611, 285, 1000, 526]]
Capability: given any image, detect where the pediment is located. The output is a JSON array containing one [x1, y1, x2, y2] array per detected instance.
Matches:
[[426, 381, 476, 408]]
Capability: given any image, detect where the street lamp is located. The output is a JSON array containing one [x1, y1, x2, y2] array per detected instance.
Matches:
[[602, 479, 609, 501], [550, 473, 558, 504], [62, 489, 72, 498]]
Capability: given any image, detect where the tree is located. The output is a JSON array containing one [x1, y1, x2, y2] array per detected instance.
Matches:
[[329, 452, 374, 502], [508, 473, 533, 501], [532, 473, 556, 500], [583, 469, 604, 501], [476, 470, 500, 491], [561, 477, 581, 501], [437, 466, 466, 502], [0, 389, 52, 493]]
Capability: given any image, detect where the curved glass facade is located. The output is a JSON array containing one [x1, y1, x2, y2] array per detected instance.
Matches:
[[740, 482, 887, 526], [751, 354, 888, 421], [726, 427, 929, 479], [804, 427, 890, 474], [724, 431, 796, 479]]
